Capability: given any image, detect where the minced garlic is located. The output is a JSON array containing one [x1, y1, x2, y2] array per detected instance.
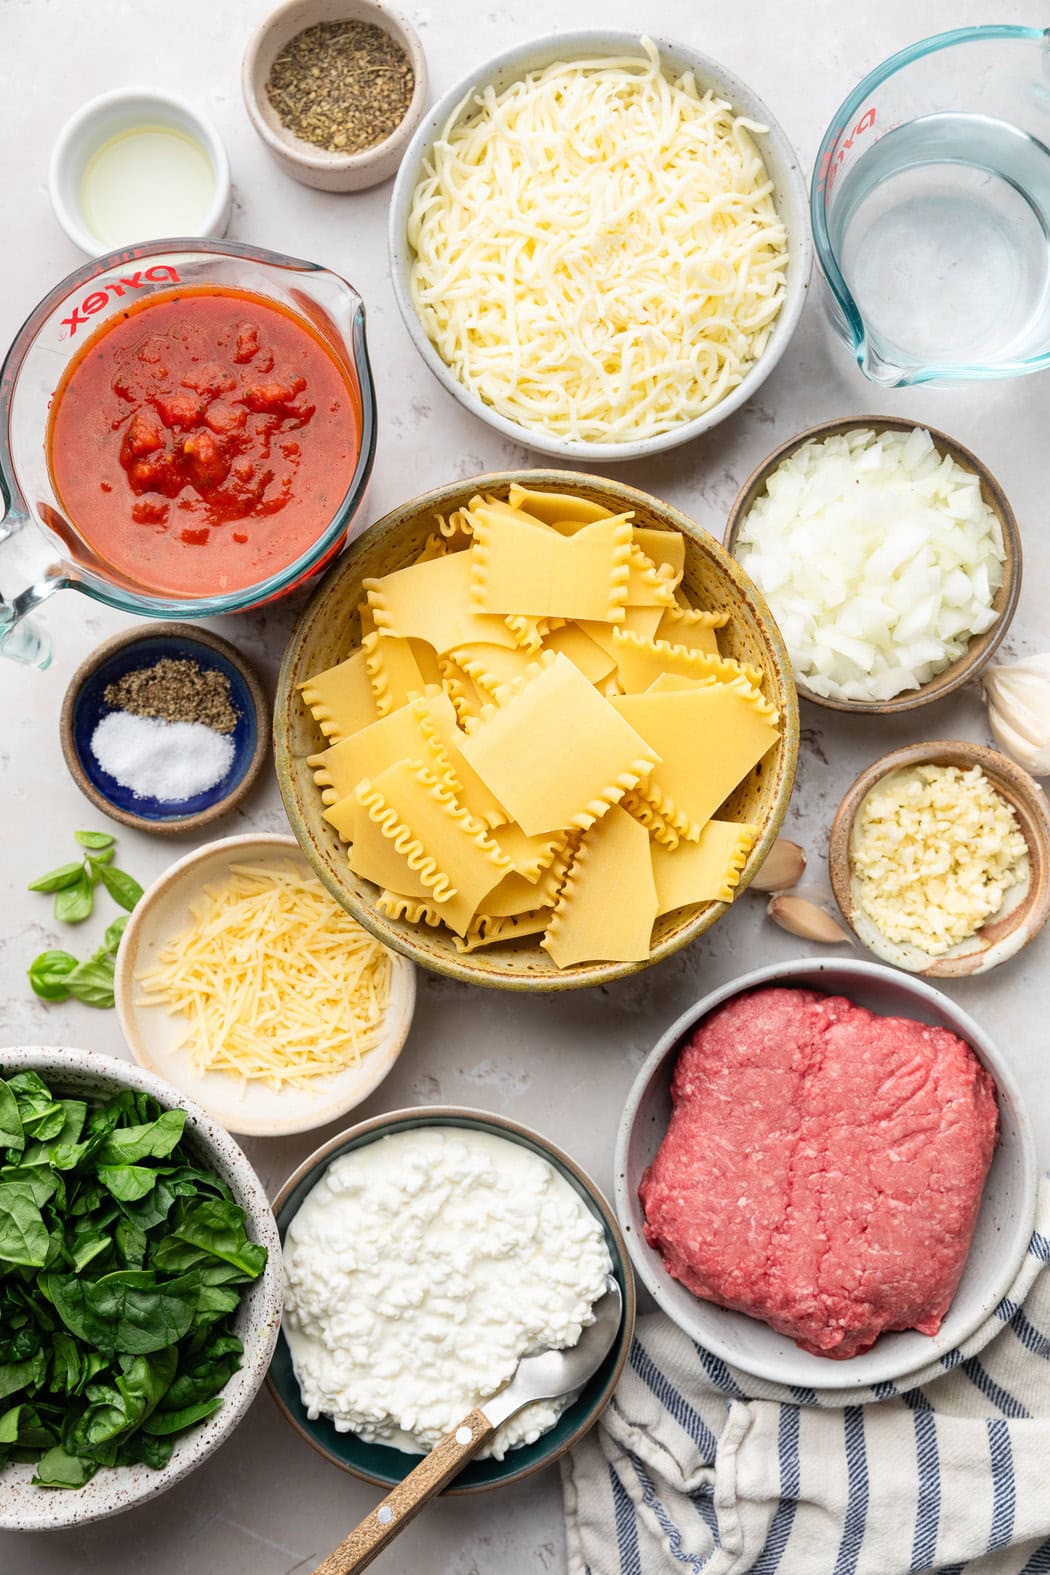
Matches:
[[849, 763, 1028, 956]]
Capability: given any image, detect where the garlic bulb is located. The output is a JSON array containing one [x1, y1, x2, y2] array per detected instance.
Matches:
[[983, 655, 1050, 776]]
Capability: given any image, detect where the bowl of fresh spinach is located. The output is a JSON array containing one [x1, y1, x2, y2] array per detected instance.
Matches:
[[0, 1046, 282, 1529]]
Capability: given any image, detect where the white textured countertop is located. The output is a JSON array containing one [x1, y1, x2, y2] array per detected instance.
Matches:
[[1, 1, 1047, 1570]]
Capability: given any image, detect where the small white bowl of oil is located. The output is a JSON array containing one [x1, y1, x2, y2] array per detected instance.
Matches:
[[48, 88, 232, 256]]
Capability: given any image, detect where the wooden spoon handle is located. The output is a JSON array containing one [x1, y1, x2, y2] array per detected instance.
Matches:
[[311, 1407, 495, 1575]]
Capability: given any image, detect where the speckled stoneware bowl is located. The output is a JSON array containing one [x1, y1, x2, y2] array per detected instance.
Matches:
[[828, 740, 1050, 977], [723, 415, 1022, 714], [615, 958, 1038, 1392], [266, 1106, 635, 1493], [274, 469, 800, 989], [0, 1047, 283, 1531]]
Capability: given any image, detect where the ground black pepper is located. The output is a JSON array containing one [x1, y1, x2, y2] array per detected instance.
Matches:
[[266, 21, 414, 155], [104, 659, 238, 733]]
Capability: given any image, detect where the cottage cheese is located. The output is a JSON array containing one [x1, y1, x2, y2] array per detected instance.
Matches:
[[282, 1127, 612, 1458]]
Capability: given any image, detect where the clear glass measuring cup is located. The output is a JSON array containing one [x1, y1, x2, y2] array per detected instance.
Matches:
[[811, 25, 1050, 386], [0, 238, 376, 668]]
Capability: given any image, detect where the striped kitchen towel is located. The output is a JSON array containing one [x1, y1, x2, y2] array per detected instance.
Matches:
[[563, 1178, 1050, 1575]]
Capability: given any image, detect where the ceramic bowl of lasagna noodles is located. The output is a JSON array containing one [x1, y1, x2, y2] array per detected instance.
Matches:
[[615, 958, 1038, 1391], [388, 32, 810, 462], [274, 469, 799, 989]]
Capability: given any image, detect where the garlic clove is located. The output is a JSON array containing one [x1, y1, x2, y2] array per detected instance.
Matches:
[[982, 655, 1050, 776], [750, 838, 807, 892], [767, 894, 852, 945]]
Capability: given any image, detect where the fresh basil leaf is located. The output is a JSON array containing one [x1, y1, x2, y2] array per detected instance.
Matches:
[[53, 876, 93, 925], [97, 1110, 185, 1166], [97, 1166, 158, 1204], [27, 951, 78, 1003], [0, 1082, 23, 1149], [27, 863, 85, 894], [173, 1199, 266, 1279], [65, 958, 116, 1010], [94, 864, 143, 913], [47, 1270, 198, 1356], [142, 1395, 223, 1436], [0, 1183, 50, 1268], [103, 915, 129, 954], [32, 1443, 97, 1487], [74, 831, 115, 851]]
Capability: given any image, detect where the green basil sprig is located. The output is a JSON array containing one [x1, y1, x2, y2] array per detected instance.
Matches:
[[27, 835, 140, 1010]]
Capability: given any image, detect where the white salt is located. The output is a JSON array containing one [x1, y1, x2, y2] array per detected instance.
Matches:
[[90, 712, 235, 802]]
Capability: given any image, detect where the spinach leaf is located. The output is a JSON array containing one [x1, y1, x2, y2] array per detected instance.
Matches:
[[0, 1403, 59, 1450], [97, 1110, 185, 1166], [173, 1199, 267, 1278], [32, 1444, 97, 1487], [7, 1073, 66, 1141], [47, 1270, 200, 1356], [0, 1184, 50, 1268], [0, 1082, 23, 1150], [97, 1165, 159, 1203], [0, 1351, 48, 1402], [94, 864, 143, 913], [142, 1396, 223, 1436]]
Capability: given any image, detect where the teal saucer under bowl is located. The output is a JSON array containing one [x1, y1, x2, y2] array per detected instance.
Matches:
[[266, 1106, 635, 1494]]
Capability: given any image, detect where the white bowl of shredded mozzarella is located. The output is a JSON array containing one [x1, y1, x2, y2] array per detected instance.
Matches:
[[115, 834, 415, 1136], [282, 1123, 613, 1459], [734, 426, 1008, 705], [389, 32, 810, 459]]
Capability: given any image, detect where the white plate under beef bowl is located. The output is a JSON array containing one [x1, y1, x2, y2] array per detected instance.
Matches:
[[615, 958, 1037, 1391]]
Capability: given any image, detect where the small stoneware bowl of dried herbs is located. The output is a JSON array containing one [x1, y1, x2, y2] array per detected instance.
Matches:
[[60, 623, 268, 837], [242, 0, 428, 192]]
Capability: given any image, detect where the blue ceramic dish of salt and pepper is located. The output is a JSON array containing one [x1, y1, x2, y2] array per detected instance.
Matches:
[[60, 623, 268, 834]]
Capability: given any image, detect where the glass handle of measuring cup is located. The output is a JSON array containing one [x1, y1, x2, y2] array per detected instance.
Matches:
[[0, 511, 55, 670]]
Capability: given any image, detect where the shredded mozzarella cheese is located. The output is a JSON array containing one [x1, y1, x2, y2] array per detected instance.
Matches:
[[135, 862, 393, 1090], [407, 38, 788, 443], [849, 765, 1028, 956]]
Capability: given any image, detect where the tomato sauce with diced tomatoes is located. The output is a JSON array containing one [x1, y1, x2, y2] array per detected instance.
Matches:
[[47, 286, 361, 597]]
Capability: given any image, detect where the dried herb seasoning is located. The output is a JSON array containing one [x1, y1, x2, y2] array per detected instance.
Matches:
[[104, 658, 238, 734], [266, 21, 414, 155]]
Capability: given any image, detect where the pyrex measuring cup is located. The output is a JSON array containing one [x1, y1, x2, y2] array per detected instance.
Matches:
[[812, 26, 1050, 386], [0, 238, 376, 668]]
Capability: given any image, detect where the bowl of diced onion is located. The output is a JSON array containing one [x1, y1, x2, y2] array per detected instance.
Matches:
[[388, 31, 811, 462], [724, 417, 1021, 713], [114, 833, 416, 1137]]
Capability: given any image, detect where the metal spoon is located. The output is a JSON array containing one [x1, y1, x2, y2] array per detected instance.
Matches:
[[312, 1278, 624, 1575]]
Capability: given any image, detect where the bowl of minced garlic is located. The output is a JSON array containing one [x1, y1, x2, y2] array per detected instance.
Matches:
[[829, 741, 1050, 977]]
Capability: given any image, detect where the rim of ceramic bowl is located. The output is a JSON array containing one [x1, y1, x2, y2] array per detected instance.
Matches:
[[48, 87, 232, 256], [266, 1104, 636, 1493], [614, 957, 1038, 1390], [388, 30, 812, 462], [59, 622, 270, 835], [827, 739, 1050, 977], [722, 414, 1022, 713], [114, 832, 417, 1135], [241, 0, 428, 182], [273, 467, 800, 989], [0, 1045, 283, 1530]]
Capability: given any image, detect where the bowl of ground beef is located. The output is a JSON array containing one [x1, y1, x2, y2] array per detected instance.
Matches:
[[615, 958, 1037, 1391]]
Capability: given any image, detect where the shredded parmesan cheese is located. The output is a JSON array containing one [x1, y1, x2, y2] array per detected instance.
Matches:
[[849, 765, 1028, 956], [135, 862, 394, 1090], [407, 37, 788, 444]]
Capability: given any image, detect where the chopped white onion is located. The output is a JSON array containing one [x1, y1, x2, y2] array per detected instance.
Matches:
[[735, 428, 1005, 703]]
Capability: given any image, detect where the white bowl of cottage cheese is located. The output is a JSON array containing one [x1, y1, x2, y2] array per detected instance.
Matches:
[[266, 1107, 634, 1492]]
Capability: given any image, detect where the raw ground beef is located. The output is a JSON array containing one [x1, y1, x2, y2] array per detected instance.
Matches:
[[640, 987, 999, 1359]]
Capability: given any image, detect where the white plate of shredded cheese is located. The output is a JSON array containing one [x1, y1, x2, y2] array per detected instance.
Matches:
[[388, 31, 811, 461], [115, 834, 416, 1136]]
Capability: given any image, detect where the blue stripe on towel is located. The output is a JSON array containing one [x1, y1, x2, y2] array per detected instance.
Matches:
[[832, 1407, 869, 1575], [1018, 1535, 1050, 1573], [692, 1342, 747, 1398], [962, 1357, 1031, 1419], [995, 1296, 1019, 1320], [987, 1418, 1016, 1553], [903, 1392, 940, 1572], [629, 1337, 719, 1460], [872, 1380, 897, 1400], [630, 1455, 711, 1572], [610, 1461, 642, 1575], [751, 1404, 801, 1575], [1008, 1304, 1050, 1360], [939, 1348, 965, 1371], [1029, 1231, 1050, 1261], [791, 1385, 818, 1404]]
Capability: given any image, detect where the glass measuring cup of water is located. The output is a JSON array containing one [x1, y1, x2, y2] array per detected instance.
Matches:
[[812, 25, 1050, 385], [0, 238, 376, 668]]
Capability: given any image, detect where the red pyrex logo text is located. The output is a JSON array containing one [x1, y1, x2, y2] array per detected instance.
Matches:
[[816, 106, 877, 192], [61, 265, 182, 336]]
